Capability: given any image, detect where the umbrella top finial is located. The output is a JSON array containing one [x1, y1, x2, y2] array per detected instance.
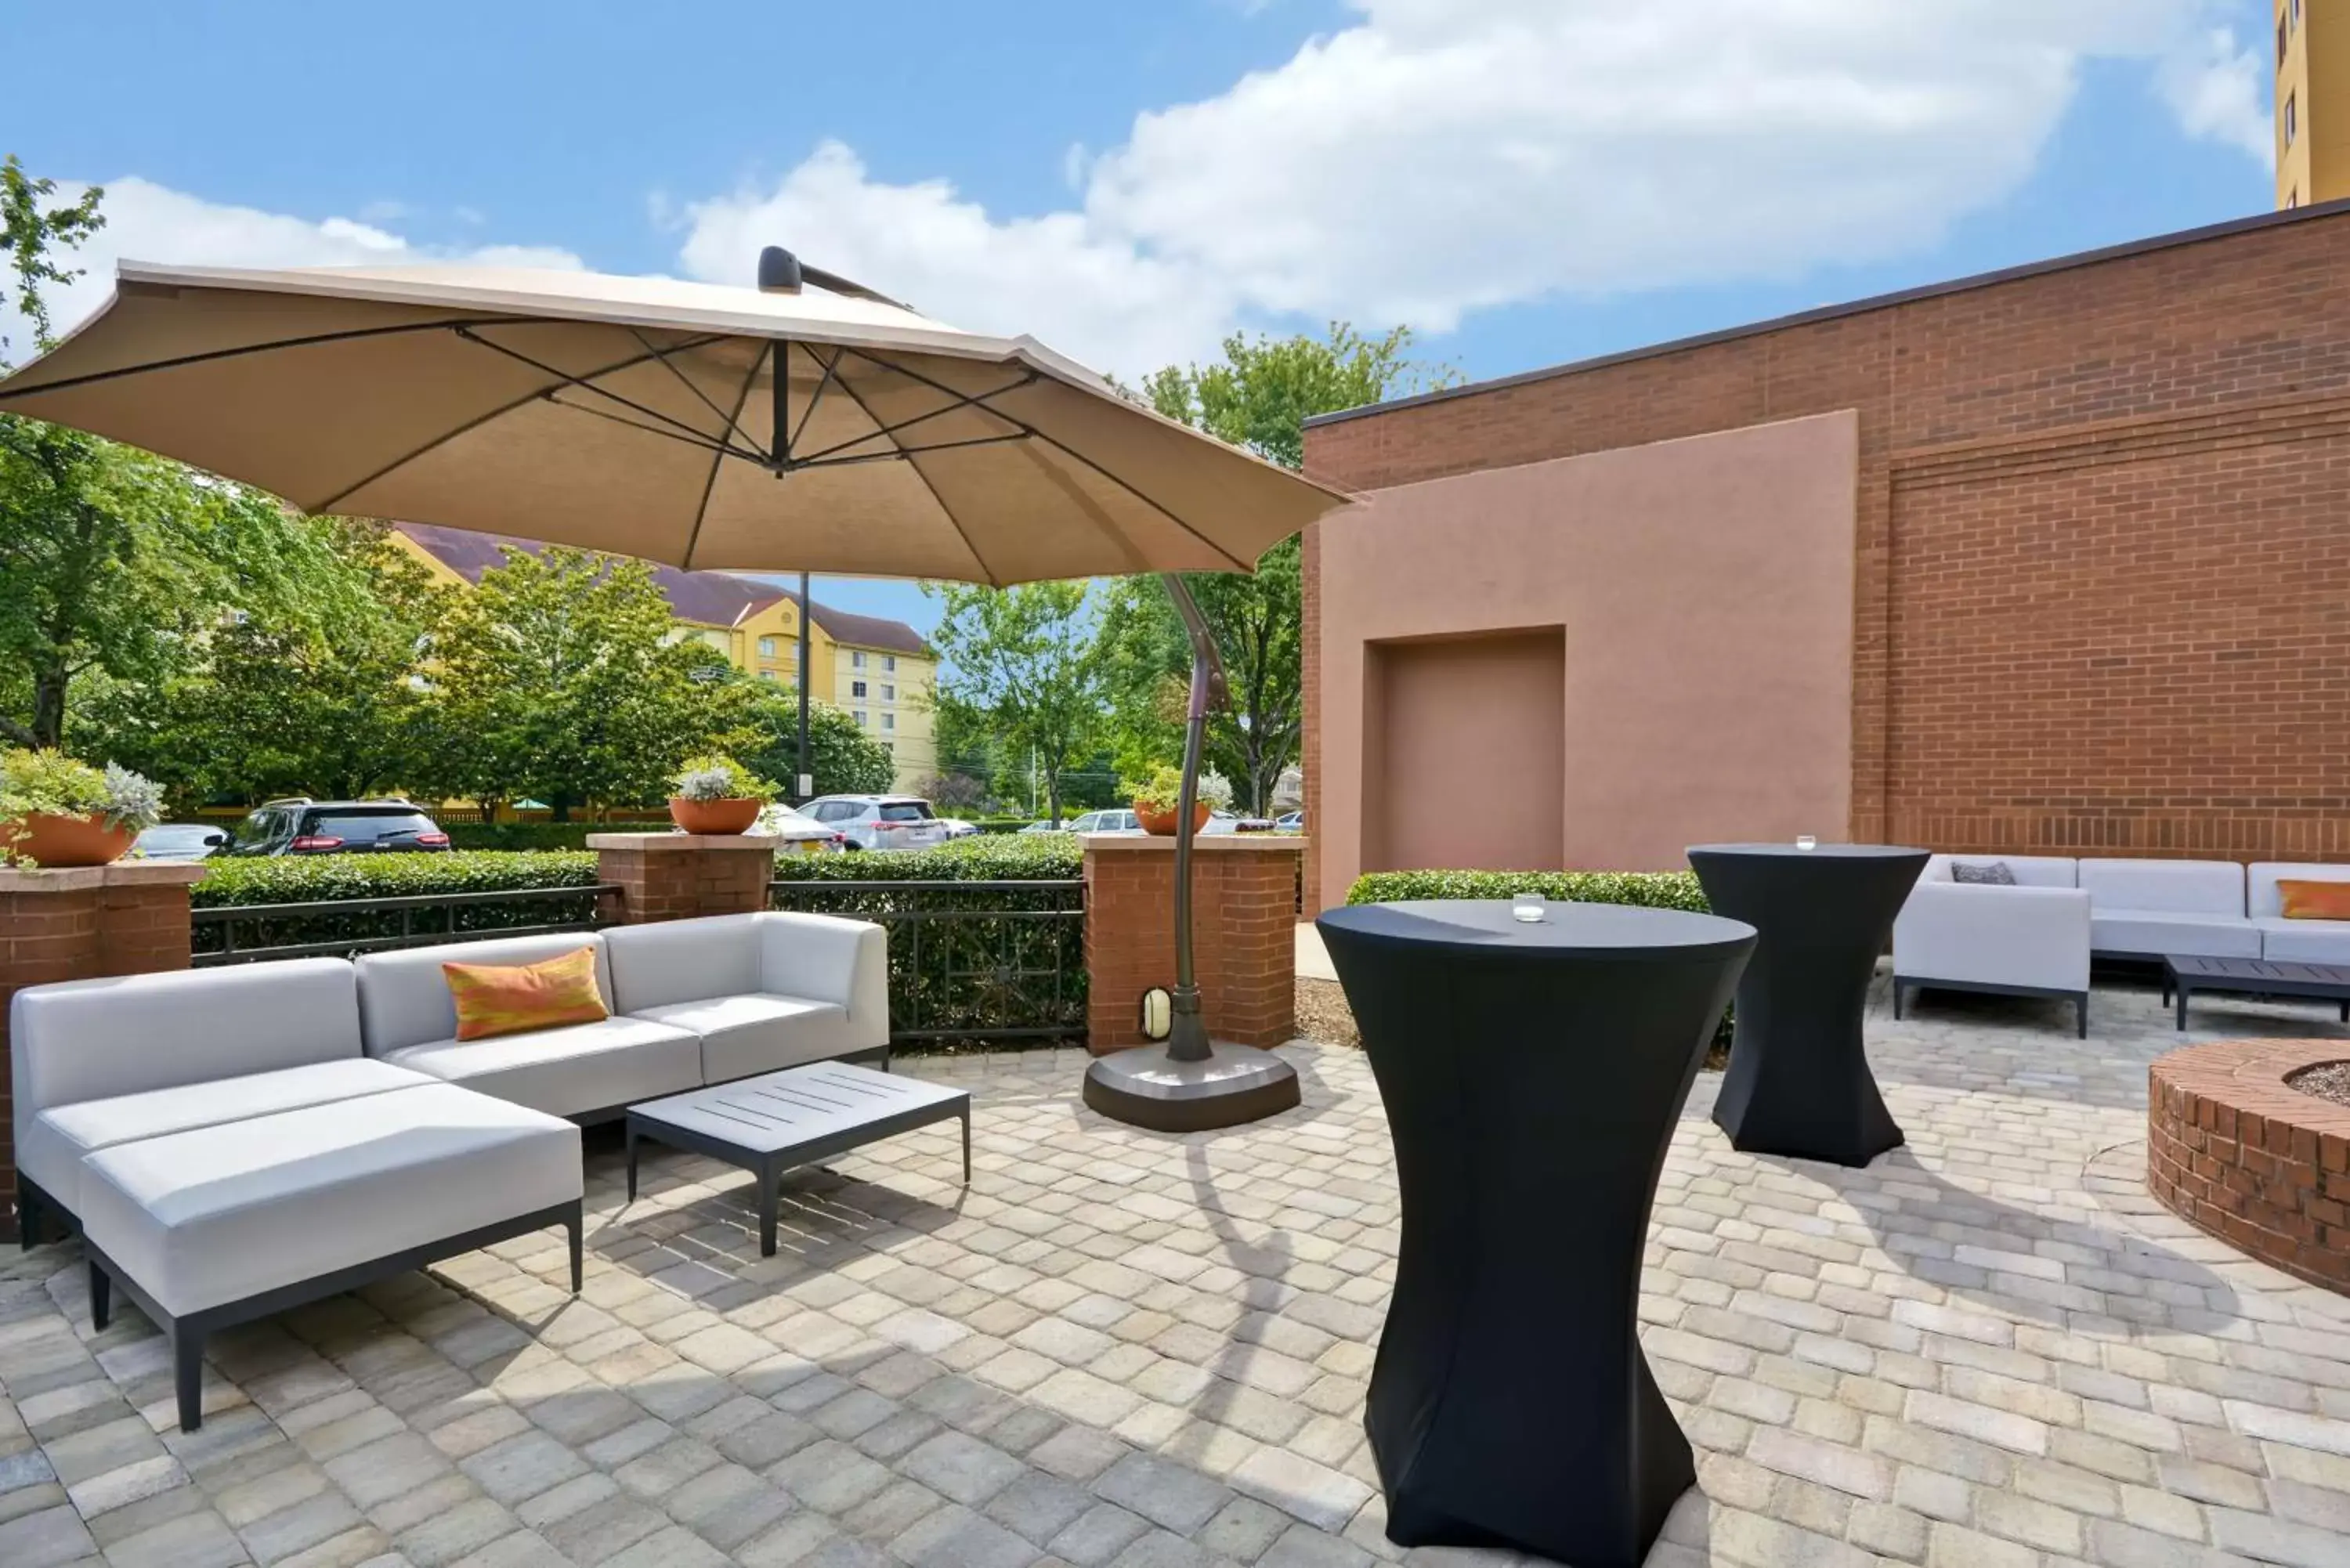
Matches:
[[757, 246, 803, 295]]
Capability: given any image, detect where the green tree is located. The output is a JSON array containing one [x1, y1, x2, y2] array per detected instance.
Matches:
[[425, 546, 738, 819], [926, 580, 1104, 825], [729, 686, 895, 799], [0, 157, 338, 753], [1099, 323, 1454, 813]]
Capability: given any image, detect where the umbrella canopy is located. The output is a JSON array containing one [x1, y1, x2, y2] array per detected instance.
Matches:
[[0, 258, 1347, 583]]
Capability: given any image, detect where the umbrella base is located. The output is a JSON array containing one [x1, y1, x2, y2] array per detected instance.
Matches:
[[1082, 1044, 1301, 1133]]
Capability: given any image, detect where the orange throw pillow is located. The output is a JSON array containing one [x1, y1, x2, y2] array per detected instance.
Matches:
[[443, 946, 609, 1041], [2278, 880, 2350, 921]]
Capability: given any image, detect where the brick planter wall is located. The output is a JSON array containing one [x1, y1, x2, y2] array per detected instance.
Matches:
[[1083, 835, 1303, 1053], [588, 833, 776, 923], [2147, 1039, 2350, 1294], [0, 861, 207, 1242]]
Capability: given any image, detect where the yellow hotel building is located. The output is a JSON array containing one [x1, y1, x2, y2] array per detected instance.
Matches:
[[2278, 0, 2350, 207], [390, 523, 938, 790]]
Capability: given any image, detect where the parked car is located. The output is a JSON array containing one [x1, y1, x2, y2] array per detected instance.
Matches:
[[1275, 811, 1303, 831], [801, 794, 949, 851], [226, 799, 451, 856], [1066, 809, 1141, 834], [937, 817, 982, 840], [1017, 818, 1063, 834], [132, 822, 230, 861], [750, 803, 847, 854]]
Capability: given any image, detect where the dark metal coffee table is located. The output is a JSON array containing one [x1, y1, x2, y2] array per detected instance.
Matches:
[[627, 1062, 970, 1255], [2162, 955, 2350, 1033], [1316, 898, 1755, 1567], [1687, 843, 1929, 1168]]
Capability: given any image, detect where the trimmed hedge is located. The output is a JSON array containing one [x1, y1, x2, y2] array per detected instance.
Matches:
[[443, 822, 598, 851], [1346, 869, 1708, 912], [191, 851, 607, 962], [772, 833, 1082, 883]]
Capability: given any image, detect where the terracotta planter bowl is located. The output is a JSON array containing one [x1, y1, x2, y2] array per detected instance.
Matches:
[[8, 812, 136, 867], [668, 797, 763, 835], [1134, 800, 1212, 836]]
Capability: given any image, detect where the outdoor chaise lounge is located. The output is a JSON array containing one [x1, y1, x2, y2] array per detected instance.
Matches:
[[11, 908, 889, 1430]]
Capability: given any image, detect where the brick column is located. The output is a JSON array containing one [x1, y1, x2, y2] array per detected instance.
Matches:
[[1, 861, 207, 1241], [1083, 835, 1303, 1054], [587, 833, 777, 923]]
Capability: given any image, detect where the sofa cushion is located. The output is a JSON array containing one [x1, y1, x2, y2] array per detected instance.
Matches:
[[78, 1082, 580, 1317], [1921, 854, 2077, 888], [11, 958, 361, 1121], [444, 945, 609, 1041], [603, 916, 763, 1013], [628, 992, 858, 1083], [20, 1058, 431, 1218], [2250, 862, 2350, 919], [2279, 880, 2350, 922], [381, 1015, 701, 1118], [2255, 916, 2350, 966], [356, 934, 616, 1057], [2077, 859, 2245, 917], [2091, 910, 2261, 960]]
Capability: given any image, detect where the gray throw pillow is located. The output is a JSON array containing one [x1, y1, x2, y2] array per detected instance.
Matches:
[[1950, 861, 2017, 886]]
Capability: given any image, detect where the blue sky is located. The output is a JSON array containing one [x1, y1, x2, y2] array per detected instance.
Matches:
[[7, 1, 2277, 636]]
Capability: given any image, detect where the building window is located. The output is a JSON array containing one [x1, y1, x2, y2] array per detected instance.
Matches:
[[758, 669, 777, 681], [881, 684, 895, 701], [881, 740, 893, 753], [884, 655, 897, 672], [2282, 15, 2290, 67], [851, 680, 867, 698], [855, 710, 868, 725], [851, 651, 867, 669], [2296, 0, 2304, 29], [882, 713, 895, 731], [757, 635, 776, 656], [2287, 92, 2298, 147]]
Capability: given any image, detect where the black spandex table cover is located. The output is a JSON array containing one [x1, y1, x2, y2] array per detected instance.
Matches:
[[1315, 898, 1755, 1567], [1686, 844, 1928, 1168]]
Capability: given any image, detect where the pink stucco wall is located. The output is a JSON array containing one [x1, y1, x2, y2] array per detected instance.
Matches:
[[1314, 410, 1860, 911]]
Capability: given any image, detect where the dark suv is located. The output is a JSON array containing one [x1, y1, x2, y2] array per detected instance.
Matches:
[[228, 798, 452, 856]]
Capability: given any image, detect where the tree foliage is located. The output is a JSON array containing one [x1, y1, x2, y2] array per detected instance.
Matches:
[[925, 580, 1104, 824], [729, 685, 896, 799], [1100, 324, 1453, 812]]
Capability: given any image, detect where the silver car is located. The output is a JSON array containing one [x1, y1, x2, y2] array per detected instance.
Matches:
[[802, 794, 949, 851], [1065, 809, 1141, 834]]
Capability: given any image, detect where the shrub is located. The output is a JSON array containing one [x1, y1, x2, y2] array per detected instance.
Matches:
[[192, 850, 606, 961], [673, 754, 777, 803], [772, 833, 1085, 1049], [1, 750, 168, 861], [1346, 868, 1708, 912], [443, 822, 595, 851]]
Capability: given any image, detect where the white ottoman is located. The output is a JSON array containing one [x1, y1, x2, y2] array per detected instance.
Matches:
[[79, 1082, 583, 1429]]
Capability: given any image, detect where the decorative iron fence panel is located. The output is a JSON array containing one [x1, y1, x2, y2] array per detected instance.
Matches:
[[193, 884, 621, 966], [768, 878, 1086, 1048]]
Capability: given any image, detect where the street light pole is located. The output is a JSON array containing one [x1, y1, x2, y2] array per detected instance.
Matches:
[[796, 569, 812, 803]]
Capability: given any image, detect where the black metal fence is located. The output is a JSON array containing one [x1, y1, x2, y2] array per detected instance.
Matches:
[[193, 884, 620, 966], [768, 878, 1086, 1048]]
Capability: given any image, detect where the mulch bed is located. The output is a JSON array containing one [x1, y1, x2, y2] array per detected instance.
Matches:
[[1296, 977, 1726, 1070], [2288, 1059, 2350, 1109]]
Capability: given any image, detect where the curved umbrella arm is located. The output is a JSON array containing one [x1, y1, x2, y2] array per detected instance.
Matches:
[[1162, 573, 1229, 1064]]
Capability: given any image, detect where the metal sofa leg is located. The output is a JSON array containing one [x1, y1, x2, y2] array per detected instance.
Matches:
[[19, 1184, 39, 1252], [89, 1261, 110, 1331], [566, 1207, 583, 1295], [175, 1324, 205, 1433], [2075, 993, 2089, 1039], [1892, 983, 1905, 1021]]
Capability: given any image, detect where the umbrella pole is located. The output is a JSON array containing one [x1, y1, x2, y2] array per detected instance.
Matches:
[[1079, 574, 1300, 1130]]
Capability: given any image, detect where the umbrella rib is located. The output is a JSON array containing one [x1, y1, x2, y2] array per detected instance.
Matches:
[[833, 346, 1253, 572], [312, 332, 718, 512], [541, 392, 759, 460], [790, 432, 1030, 468], [456, 326, 740, 452], [787, 344, 842, 456], [0, 316, 543, 402], [628, 327, 750, 444], [790, 368, 1040, 466], [825, 363, 1001, 587], [679, 341, 766, 571]]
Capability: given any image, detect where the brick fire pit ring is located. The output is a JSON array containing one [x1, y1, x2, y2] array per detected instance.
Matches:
[[2147, 1039, 2350, 1294]]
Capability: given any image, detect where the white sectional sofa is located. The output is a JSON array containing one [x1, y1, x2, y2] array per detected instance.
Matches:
[[11, 909, 888, 1430], [1894, 855, 2350, 1034]]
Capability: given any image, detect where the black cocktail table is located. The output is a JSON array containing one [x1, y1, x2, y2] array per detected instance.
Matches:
[[1316, 898, 1755, 1567], [2163, 955, 2350, 1032], [1687, 843, 1928, 1168]]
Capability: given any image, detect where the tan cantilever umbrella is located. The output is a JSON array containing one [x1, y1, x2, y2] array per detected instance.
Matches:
[[0, 250, 1348, 1128]]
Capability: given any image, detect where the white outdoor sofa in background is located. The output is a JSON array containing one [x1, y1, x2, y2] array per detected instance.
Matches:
[[1893, 854, 2090, 1037], [1893, 854, 2350, 1034], [11, 907, 890, 1430]]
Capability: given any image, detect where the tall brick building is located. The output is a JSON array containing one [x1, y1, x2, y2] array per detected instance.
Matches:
[[1298, 201, 2350, 912]]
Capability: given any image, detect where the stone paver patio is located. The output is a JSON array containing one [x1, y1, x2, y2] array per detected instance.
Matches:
[[5, 975, 2350, 1568]]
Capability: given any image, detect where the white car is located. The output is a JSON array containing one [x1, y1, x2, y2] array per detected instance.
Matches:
[[801, 794, 949, 851], [1065, 809, 1142, 834], [750, 804, 844, 854]]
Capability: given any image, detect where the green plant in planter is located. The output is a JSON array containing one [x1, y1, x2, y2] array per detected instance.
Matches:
[[672, 754, 779, 803], [1126, 764, 1188, 815], [0, 749, 168, 864]]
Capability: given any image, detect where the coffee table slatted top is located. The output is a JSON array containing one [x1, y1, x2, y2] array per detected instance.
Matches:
[[631, 1063, 967, 1153]]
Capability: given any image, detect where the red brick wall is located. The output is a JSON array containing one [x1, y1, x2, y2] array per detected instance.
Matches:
[[1084, 839, 1301, 1052], [589, 835, 774, 923], [1303, 207, 2350, 869], [2148, 1039, 2350, 1294]]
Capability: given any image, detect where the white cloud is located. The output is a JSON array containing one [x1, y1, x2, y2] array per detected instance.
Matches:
[[674, 0, 2271, 380], [5, 177, 581, 362]]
